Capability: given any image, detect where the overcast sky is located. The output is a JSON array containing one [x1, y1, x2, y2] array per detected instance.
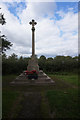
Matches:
[[0, 0, 79, 58]]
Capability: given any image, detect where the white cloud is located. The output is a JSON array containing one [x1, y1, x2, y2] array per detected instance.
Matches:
[[18, 2, 56, 24], [56, 11, 65, 18], [0, 3, 31, 55], [0, 2, 78, 57], [56, 11, 78, 32], [0, 0, 79, 2]]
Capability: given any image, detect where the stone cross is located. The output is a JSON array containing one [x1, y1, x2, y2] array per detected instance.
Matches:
[[29, 19, 37, 56]]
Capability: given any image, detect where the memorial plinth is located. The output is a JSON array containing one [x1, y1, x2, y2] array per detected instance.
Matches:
[[27, 55, 39, 72], [11, 70, 55, 85]]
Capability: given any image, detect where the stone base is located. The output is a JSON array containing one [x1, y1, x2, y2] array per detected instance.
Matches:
[[10, 70, 55, 85], [27, 55, 39, 72]]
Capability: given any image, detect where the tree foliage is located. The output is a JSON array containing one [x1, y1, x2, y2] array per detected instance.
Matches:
[[0, 8, 6, 25], [1, 35, 12, 53], [0, 9, 12, 54], [2, 54, 79, 75]]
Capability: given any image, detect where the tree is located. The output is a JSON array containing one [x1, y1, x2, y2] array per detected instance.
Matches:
[[38, 55, 46, 71], [0, 9, 12, 54], [8, 53, 18, 60], [1, 35, 12, 53], [0, 8, 6, 25], [45, 57, 54, 73]]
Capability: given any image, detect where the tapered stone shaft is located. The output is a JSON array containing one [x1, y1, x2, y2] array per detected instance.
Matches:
[[32, 27, 35, 56], [29, 19, 37, 56]]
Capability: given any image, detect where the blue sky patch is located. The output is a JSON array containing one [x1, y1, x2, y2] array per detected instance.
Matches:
[[54, 2, 78, 20], [59, 30, 64, 37], [4, 2, 78, 22], [72, 31, 78, 35], [56, 2, 78, 13], [5, 2, 26, 18]]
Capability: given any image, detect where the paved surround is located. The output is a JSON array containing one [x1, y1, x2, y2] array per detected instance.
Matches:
[[10, 70, 55, 85]]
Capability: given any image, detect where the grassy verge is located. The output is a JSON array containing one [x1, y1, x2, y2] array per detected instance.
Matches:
[[52, 74, 78, 86], [46, 74, 79, 118], [3, 75, 17, 85], [48, 74, 78, 88], [3, 90, 20, 118], [2, 75, 23, 119], [46, 89, 79, 118]]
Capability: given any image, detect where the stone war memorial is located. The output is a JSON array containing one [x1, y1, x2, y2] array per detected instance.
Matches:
[[27, 19, 39, 73], [11, 19, 55, 85]]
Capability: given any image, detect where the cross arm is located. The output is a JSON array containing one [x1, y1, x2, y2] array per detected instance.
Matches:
[[29, 21, 32, 25], [34, 22, 37, 25]]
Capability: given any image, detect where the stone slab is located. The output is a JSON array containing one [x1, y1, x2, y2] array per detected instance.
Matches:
[[10, 70, 55, 86]]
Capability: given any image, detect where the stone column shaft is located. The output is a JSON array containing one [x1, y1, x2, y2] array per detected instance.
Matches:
[[32, 27, 35, 56]]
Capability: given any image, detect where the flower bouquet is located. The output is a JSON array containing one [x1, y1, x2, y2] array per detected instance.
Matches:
[[25, 70, 38, 79]]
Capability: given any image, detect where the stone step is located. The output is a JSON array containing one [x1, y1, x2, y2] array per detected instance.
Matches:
[[15, 79, 28, 81], [16, 75, 47, 79], [15, 79, 51, 82], [11, 81, 55, 85], [38, 75, 47, 78], [15, 75, 51, 81], [10, 71, 55, 85], [39, 70, 43, 74], [16, 77, 27, 80], [14, 77, 52, 82]]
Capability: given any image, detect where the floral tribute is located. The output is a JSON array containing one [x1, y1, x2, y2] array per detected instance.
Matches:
[[24, 70, 38, 79]]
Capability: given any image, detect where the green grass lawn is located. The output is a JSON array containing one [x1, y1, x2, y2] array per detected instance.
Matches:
[[46, 89, 79, 118], [2, 75, 17, 86], [46, 74, 79, 118], [2, 75, 22, 119], [3, 90, 20, 118], [49, 74, 78, 87], [2, 73, 80, 119], [53, 74, 78, 86]]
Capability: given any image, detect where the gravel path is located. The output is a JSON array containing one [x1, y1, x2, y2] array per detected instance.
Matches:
[[17, 92, 42, 118]]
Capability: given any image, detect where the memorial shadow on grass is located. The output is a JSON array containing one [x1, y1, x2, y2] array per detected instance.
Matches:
[[2, 73, 79, 119]]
